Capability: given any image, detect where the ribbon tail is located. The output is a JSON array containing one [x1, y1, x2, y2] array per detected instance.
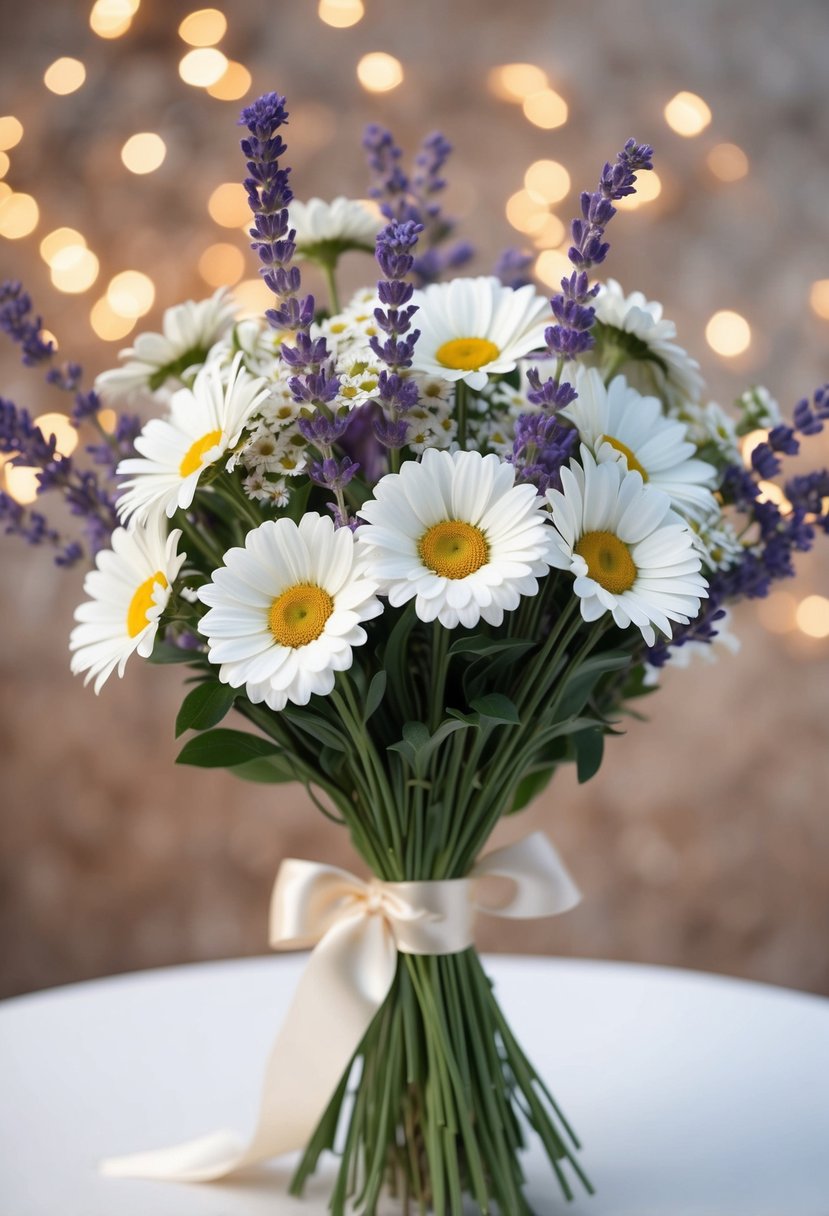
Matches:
[[473, 832, 581, 919], [100, 912, 397, 1182]]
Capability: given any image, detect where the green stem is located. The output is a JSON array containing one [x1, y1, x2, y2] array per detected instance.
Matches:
[[214, 473, 262, 531], [428, 622, 450, 733], [172, 510, 227, 569], [320, 257, 342, 315], [332, 684, 404, 876]]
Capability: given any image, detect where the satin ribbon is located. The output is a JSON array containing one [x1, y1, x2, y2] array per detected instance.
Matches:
[[101, 832, 579, 1183]]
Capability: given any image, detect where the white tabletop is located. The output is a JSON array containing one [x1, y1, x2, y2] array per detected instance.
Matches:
[[1, 956, 828, 1215]]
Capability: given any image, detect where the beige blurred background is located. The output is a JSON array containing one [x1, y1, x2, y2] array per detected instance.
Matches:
[[1, 0, 828, 1000]]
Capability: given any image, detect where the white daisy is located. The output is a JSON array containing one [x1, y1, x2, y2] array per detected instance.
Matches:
[[591, 278, 704, 406], [69, 519, 185, 693], [197, 513, 382, 711], [411, 276, 551, 391], [564, 369, 718, 520], [545, 447, 708, 647], [95, 289, 237, 403], [356, 448, 557, 630], [116, 354, 270, 526], [289, 197, 381, 256]]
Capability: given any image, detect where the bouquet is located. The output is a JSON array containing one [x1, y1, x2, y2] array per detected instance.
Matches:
[[2, 90, 828, 1215]]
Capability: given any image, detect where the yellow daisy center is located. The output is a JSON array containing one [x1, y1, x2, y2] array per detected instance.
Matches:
[[574, 530, 637, 594], [269, 583, 334, 648], [435, 337, 500, 371], [600, 434, 648, 480], [179, 429, 223, 478], [126, 572, 168, 638], [419, 520, 488, 580]]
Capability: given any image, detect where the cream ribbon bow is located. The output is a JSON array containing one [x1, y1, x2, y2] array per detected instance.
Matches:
[[101, 832, 579, 1183]]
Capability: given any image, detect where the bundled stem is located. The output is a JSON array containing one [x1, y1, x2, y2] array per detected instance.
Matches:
[[281, 600, 606, 1213]]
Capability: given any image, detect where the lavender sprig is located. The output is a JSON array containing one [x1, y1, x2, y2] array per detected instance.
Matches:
[[512, 139, 653, 490], [238, 93, 314, 332], [363, 126, 472, 286], [0, 396, 119, 560], [511, 413, 579, 495], [543, 138, 654, 380], [494, 248, 535, 291], [370, 221, 423, 465], [239, 93, 359, 523], [648, 384, 829, 666], [0, 281, 55, 367]]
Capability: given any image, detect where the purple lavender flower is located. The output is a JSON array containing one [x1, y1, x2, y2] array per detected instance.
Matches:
[[238, 93, 316, 331], [650, 381, 829, 664], [494, 248, 535, 290], [363, 125, 473, 286], [238, 93, 358, 521], [47, 362, 83, 393], [363, 124, 415, 223], [308, 455, 359, 492], [793, 385, 829, 436], [297, 407, 351, 447], [786, 470, 829, 529], [569, 140, 655, 270], [370, 221, 424, 453], [510, 412, 579, 494], [338, 402, 386, 484], [0, 281, 55, 367], [514, 139, 654, 492], [0, 395, 119, 561]]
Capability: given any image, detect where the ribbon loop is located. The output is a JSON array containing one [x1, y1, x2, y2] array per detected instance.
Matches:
[[101, 831, 579, 1184]]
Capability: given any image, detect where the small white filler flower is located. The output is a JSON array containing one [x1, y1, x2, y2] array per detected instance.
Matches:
[[411, 276, 550, 391], [356, 448, 557, 629], [95, 288, 237, 402], [116, 354, 270, 526], [69, 520, 185, 693], [197, 513, 383, 711], [546, 447, 707, 646]]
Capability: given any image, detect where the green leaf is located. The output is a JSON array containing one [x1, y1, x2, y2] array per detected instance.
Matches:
[[469, 693, 521, 725], [175, 682, 236, 737], [511, 765, 557, 814], [286, 478, 312, 524], [448, 635, 534, 659], [556, 650, 631, 719], [462, 642, 538, 702], [573, 725, 605, 784], [230, 754, 298, 784], [176, 728, 282, 769], [363, 671, 387, 723], [318, 744, 346, 780], [382, 604, 417, 712], [281, 706, 348, 751], [388, 718, 469, 775]]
